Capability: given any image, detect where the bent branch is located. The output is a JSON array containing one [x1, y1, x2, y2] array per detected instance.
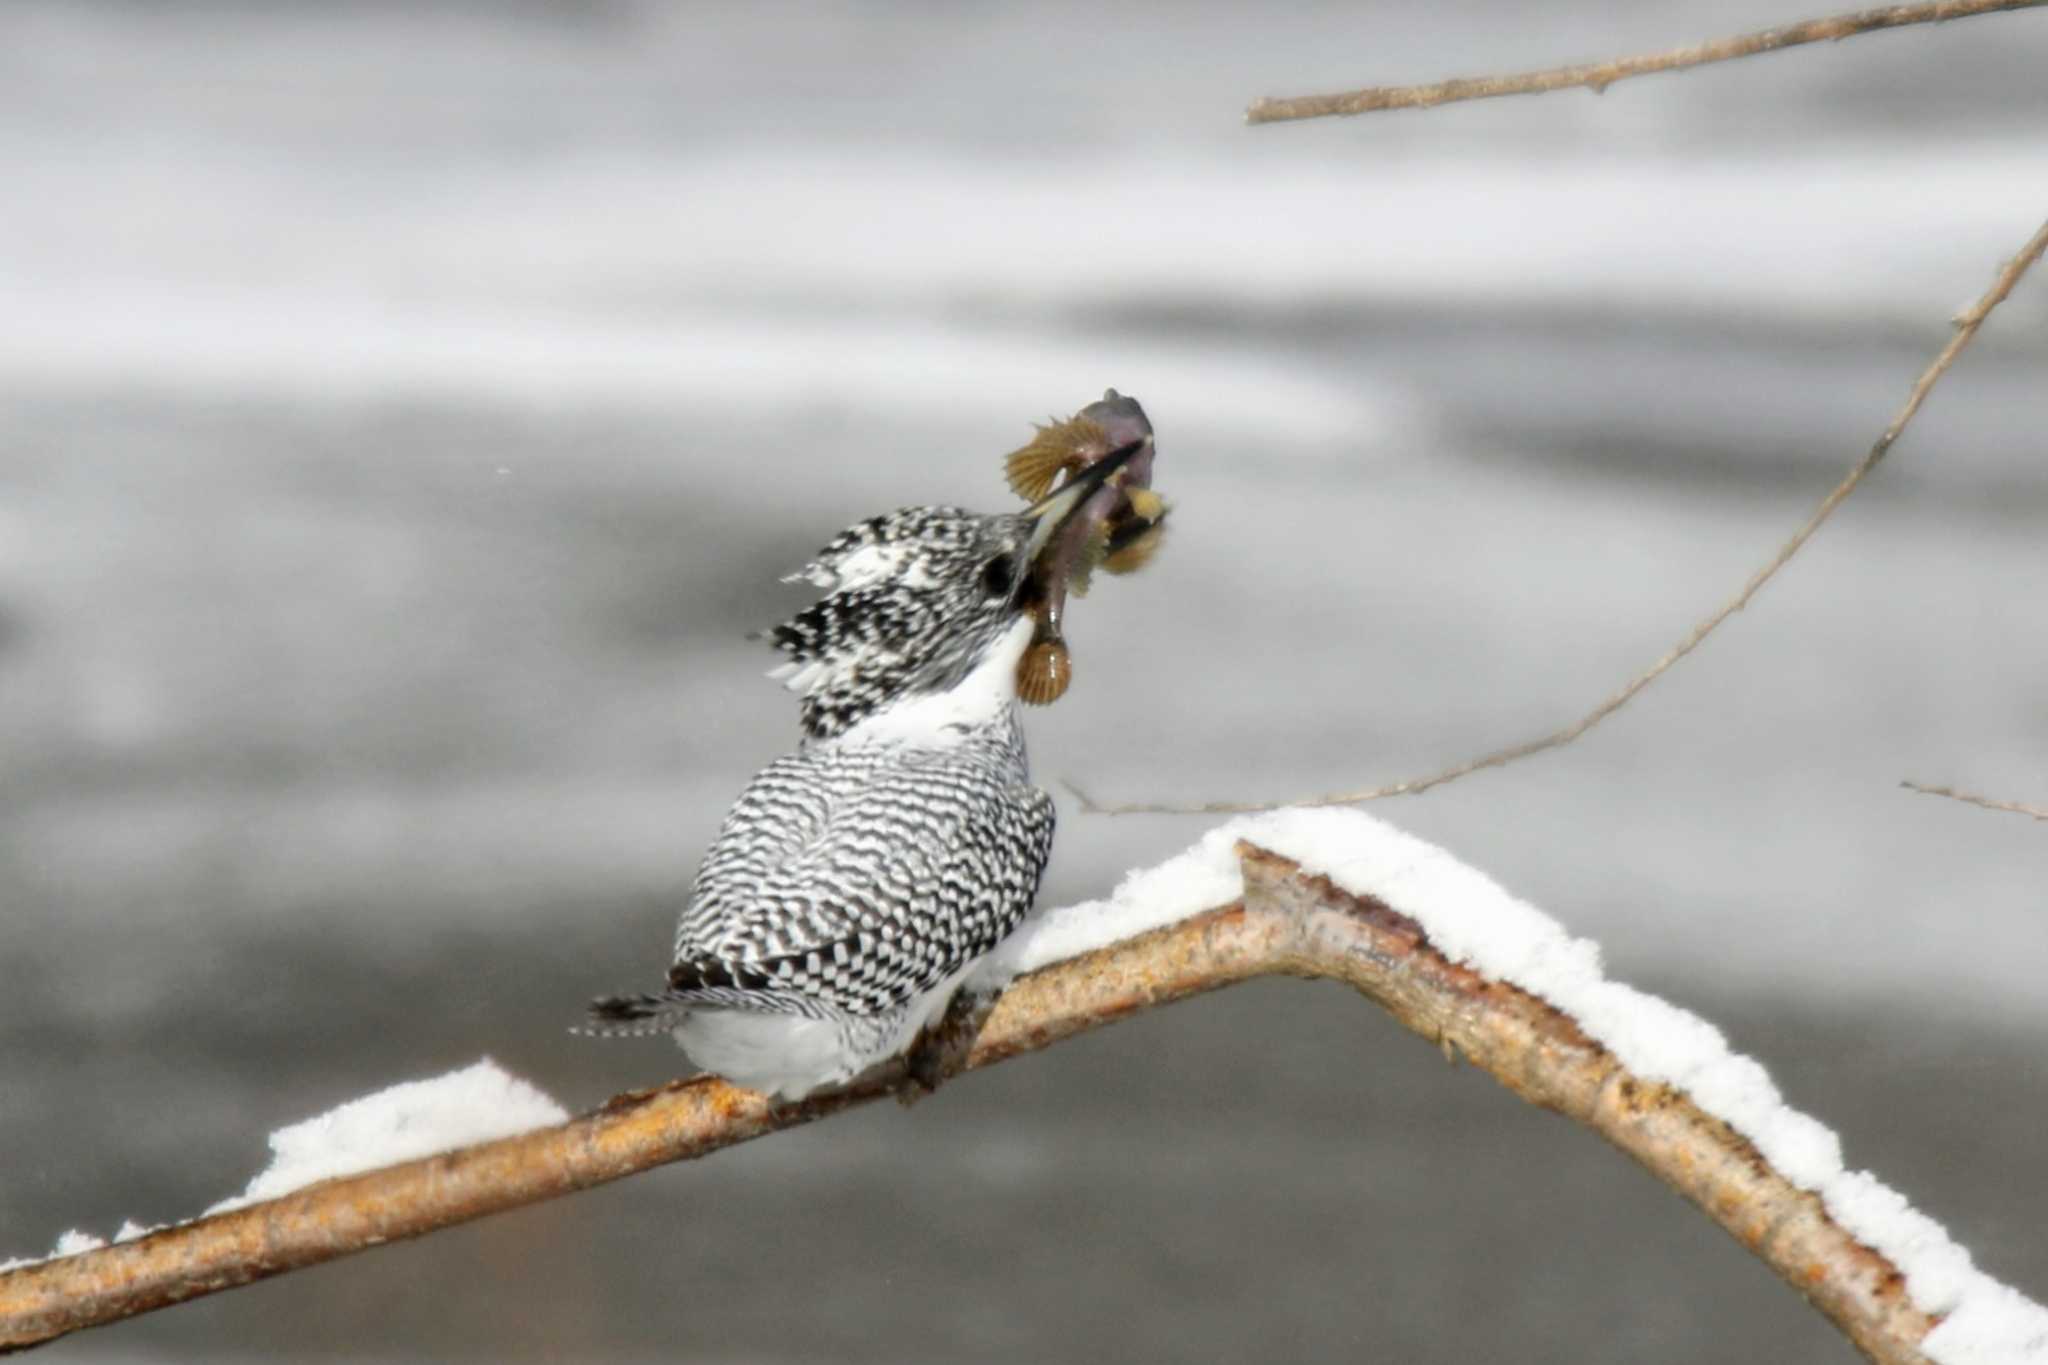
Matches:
[[1081, 217, 2048, 814], [1246, 0, 2046, 124], [1, 845, 1940, 1363]]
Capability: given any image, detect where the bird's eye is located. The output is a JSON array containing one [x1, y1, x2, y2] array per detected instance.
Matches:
[[980, 552, 1017, 599]]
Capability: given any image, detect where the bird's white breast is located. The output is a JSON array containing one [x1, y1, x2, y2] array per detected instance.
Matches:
[[834, 615, 1033, 750]]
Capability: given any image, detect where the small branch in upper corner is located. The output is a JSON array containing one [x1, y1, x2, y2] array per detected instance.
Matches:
[[1076, 217, 2048, 816], [1902, 780, 2048, 823], [1246, 0, 2048, 124]]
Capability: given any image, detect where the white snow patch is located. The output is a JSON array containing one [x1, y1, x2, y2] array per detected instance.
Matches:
[[2, 1222, 160, 1274], [1, 1228, 112, 1273], [51, 1230, 105, 1257], [2, 1062, 567, 1273], [205, 1058, 569, 1215], [995, 807, 2047, 1365]]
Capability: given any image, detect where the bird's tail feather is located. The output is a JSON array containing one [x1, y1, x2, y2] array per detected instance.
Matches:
[[573, 991, 692, 1039]]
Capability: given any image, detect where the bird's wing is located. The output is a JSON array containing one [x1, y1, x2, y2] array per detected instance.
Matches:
[[672, 745, 1054, 1014]]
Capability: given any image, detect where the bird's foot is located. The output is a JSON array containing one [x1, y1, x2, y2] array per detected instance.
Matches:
[[895, 988, 998, 1108]]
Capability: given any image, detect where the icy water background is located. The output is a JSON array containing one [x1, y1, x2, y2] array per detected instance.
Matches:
[[3, 2, 2046, 1360]]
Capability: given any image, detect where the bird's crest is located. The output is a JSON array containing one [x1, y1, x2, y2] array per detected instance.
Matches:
[[765, 507, 1026, 742]]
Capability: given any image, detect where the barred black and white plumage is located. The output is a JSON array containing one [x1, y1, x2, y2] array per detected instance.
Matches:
[[586, 424, 1152, 1099]]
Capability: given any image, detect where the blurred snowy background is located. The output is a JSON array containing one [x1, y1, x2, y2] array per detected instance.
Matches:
[[2, 1, 2044, 1360]]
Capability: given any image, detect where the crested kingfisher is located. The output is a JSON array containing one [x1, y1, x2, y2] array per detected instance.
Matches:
[[588, 394, 1160, 1100]]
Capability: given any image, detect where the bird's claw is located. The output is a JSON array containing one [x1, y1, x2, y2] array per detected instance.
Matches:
[[894, 988, 996, 1108]]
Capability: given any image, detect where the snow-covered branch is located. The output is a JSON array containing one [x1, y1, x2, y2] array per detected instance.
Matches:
[[4, 813, 2042, 1361]]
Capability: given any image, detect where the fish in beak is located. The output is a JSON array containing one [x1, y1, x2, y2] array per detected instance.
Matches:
[[1008, 390, 1169, 706]]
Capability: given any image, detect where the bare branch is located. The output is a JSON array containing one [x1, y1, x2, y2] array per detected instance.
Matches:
[[1079, 217, 2048, 815], [1246, 0, 2047, 124], [1, 845, 1948, 1363], [1902, 779, 2048, 822]]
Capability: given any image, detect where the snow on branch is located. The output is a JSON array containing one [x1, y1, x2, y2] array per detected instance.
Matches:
[[4, 811, 2041, 1361], [205, 1059, 569, 1215], [1246, 0, 2048, 124]]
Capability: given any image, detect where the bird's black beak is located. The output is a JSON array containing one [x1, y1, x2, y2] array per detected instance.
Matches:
[[1020, 436, 1148, 569]]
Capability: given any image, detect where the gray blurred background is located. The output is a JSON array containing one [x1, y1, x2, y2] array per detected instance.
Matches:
[[3, 2, 2045, 1361]]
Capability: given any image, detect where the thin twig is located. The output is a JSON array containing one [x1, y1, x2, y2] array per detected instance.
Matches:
[[0, 846, 1944, 1363], [1902, 780, 2048, 822], [1078, 217, 2048, 815], [1246, 0, 2047, 124]]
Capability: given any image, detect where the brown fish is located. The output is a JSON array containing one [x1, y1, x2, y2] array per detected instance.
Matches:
[[1005, 390, 1169, 706]]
